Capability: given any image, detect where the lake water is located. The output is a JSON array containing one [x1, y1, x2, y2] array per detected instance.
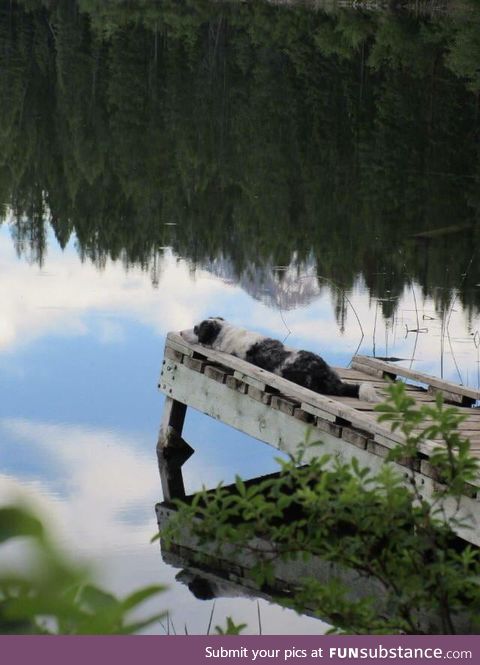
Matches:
[[1, 0, 480, 634]]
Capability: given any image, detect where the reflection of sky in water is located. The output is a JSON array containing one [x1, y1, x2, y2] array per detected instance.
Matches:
[[1, 223, 480, 633]]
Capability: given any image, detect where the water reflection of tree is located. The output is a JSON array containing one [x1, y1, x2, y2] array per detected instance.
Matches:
[[1, 0, 480, 317]]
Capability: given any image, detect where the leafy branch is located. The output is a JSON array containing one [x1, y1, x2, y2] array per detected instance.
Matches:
[[162, 383, 480, 634]]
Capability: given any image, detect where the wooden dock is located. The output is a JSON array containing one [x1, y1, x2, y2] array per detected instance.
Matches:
[[156, 332, 480, 545]]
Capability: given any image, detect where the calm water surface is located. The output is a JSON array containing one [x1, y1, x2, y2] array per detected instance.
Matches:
[[1, 0, 480, 633]]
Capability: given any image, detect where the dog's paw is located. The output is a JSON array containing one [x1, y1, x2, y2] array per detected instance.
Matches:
[[359, 383, 382, 403]]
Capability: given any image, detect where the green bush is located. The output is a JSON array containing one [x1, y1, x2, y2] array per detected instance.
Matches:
[[162, 383, 480, 634]]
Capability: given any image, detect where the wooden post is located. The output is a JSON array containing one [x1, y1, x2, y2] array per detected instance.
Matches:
[[157, 397, 193, 501]]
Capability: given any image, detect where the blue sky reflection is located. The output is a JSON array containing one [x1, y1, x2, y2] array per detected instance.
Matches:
[[1, 223, 480, 633]]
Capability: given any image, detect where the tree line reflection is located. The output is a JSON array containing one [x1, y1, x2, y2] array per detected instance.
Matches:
[[1, 0, 480, 319]]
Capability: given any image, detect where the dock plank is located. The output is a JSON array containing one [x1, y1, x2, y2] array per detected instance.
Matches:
[[353, 355, 480, 402]]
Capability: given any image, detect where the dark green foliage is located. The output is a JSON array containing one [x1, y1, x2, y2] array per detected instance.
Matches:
[[1, 0, 480, 314], [162, 383, 480, 634]]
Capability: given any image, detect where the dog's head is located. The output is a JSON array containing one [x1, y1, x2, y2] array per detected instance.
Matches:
[[181, 317, 225, 346]]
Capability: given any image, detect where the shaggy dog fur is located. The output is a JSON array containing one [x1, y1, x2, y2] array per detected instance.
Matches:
[[181, 317, 379, 402]]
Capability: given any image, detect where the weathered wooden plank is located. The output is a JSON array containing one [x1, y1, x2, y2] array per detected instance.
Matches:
[[415, 438, 480, 466], [293, 408, 314, 423], [341, 380, 388, 392], [374, 426, 480, 458], [351, 360, 392, 379], [226, 375, 248, 393], [271, 395, 300, 417], [341, 379, 434, 403], [400, 392, 437, 403], [410, 415, 480, 425], [368, 439, 394, 460], [247, 385, 267, 402], [420, 459, 440, 482], [183, 356, 207, 373], [233, 370, 266, 392], [335, 367, 385, 382], [373, 432, 403, 450], [166, 335, 197, 358], [412, 429, 480, 441], [158, 396, 187, 442], [164, 346, 184, 362], [160, 358, 407, 474], [314, 418, 342, 438], [342, 427, 370, 450], [333, 396, 380, 411], [300, 402, 337, 423], [354, 355, 480, 401], [403, 385, 433, 394], [204, 364, 231, 383], [460, 419, 480, 428], [427, 385, 475, 406]]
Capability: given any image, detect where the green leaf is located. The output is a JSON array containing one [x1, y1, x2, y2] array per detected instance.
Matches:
[[121, 585, 166, 612], [76, 584, 119, 612], [215, 617, 247, 635], [0, 507, 44, 543]]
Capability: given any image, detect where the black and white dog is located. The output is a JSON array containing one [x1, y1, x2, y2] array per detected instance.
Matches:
[[181, 317, 379, 402]]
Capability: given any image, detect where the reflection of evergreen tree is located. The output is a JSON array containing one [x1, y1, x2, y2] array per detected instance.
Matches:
[[0, 2, 57, 263], [1, 0, 480, 315], [446, 11, 480, 93]]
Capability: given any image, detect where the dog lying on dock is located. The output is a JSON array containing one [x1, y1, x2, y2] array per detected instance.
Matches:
[[181, 317, 380, 402]]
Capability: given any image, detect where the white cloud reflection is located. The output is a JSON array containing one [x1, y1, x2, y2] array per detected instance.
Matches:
[[0, 417, 324, 634], [1, 226, 480, 387], [0, 230, 227, 351]]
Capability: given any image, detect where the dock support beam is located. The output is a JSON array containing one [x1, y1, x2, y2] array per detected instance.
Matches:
[[157, 397, 194, 501]]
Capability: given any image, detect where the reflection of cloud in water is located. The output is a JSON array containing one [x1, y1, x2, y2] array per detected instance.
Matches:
[[0, 418, 324, 634], [0, 230, 227, 352], [0, 417, 229, 552], [2, 226, 480, 387], [0, 418, 161, 552]]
